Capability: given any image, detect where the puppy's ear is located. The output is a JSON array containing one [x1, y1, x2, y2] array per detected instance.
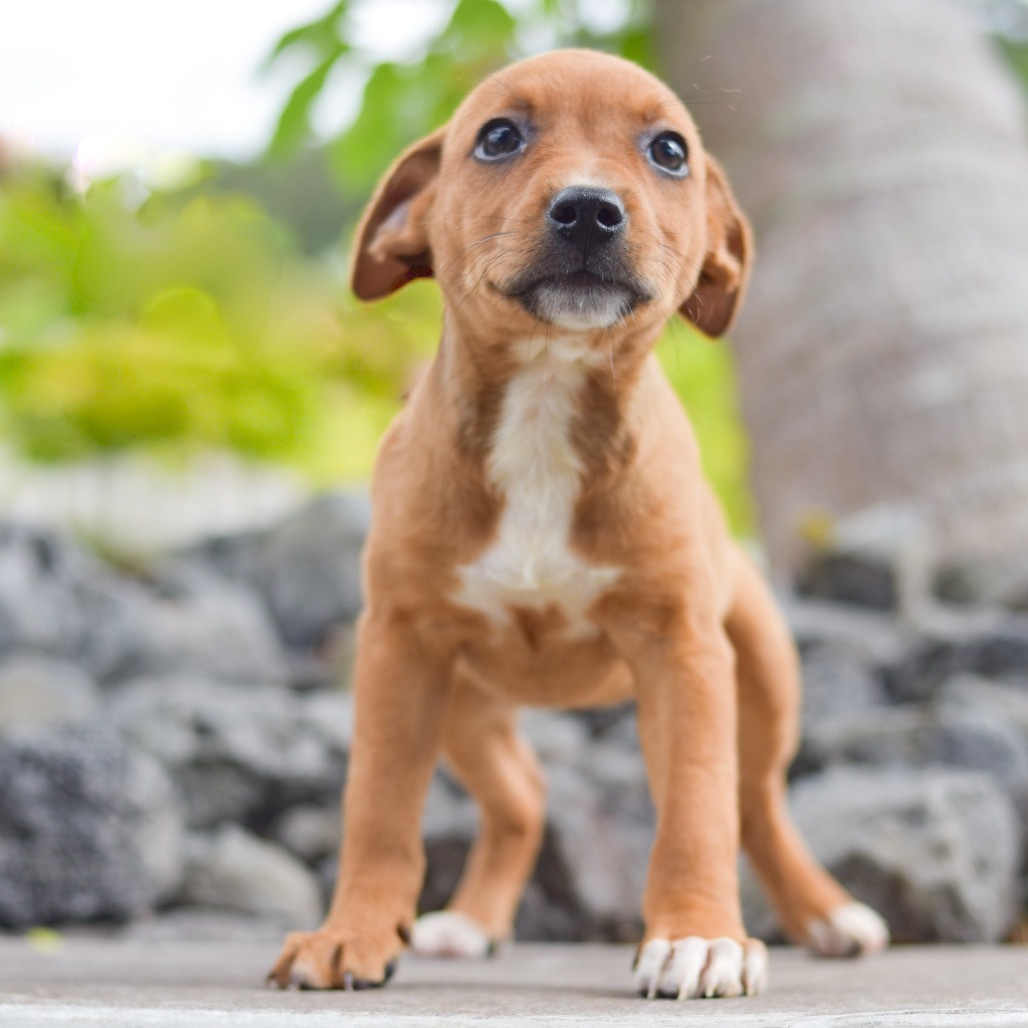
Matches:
[[350, 127, 446, 301], [679, 155, 753, 338]]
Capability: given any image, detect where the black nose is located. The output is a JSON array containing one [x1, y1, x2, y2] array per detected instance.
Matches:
[[546, 186, 626, 248]]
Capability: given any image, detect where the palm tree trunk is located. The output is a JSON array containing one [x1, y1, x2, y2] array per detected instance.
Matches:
[[656, 0, 1028, 573]]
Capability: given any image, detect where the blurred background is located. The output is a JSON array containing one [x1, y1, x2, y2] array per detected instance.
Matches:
[[4, 0, 1028, 566], [0, 0, 755, 555], [3, 0, 1028, 948]]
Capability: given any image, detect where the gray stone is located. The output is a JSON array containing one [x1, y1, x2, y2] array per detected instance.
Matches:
[[188, 492, 369, 650], [799, 704, 1028, 800], [798, 551, 899, 611], [884, 614, 1028, 702], [269, 804, 342, 864], [0, 522, 287, 687], [179, 825, 322, 929], [937, 677, 1028, 796], [745, 767, 1021, 943], [739, 854, 783, 944], [594, 706, 642, 750], [544, 742, 652, 941], [0, 723, 183, 926], [520, 709, 590, 761], [417, 773, 478, 917], [799, 641, 887, 733], [0, 654, 99, 735], [795, 503, 932, 616], [937, 674, 1028, 736], [284, 647, 348, 693], [420, 773, 477, 841], [0, 522, 151, 682], [935, 553, 1028, 610], [936, 675, 1028, 889], [131, 565, 288, 685], [570, 701, 635, 740], [513, 878, 584, 943], [778, 591, 908, 667], [108, 676, 352, 828]]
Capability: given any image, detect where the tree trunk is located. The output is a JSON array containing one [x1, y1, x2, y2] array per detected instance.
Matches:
[[656, 0, 1028, 573]]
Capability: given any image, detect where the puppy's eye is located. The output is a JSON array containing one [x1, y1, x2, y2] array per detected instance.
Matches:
[[474, 119, 524, 161], [648, 132, 689, 177]]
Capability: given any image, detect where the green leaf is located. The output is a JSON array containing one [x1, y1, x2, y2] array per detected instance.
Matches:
[[616, 25, 656, 69], [266, 49, 346, 159], [999, 38, 1028, 93], [262, 0, 348, 69], [329, 62, 418, 191], [435, 0, 518, 56]]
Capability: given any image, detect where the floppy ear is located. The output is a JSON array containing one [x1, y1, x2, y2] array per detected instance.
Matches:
[[350, 127, 446, 301], [679, 155, 753, 338]]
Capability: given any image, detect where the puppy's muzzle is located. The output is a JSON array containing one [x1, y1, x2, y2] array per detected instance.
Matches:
[[504, 184, 648, 331]]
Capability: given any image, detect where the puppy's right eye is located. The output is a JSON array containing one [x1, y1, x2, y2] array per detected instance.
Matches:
[[474, 119, 524, 161]]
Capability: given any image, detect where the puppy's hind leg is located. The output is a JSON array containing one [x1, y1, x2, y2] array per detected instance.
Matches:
[[412, 675, 545, 958], [727, 550, 889, 957]]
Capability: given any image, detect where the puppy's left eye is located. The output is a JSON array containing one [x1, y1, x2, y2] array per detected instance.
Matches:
[[474, 119, 524, 161], [648, 132, 689, 177]]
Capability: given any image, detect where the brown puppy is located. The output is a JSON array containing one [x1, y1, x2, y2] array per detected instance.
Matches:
[[269, 49, 889, 1000]]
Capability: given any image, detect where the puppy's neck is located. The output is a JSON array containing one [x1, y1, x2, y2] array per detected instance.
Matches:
[[434, 319, 655, 487]]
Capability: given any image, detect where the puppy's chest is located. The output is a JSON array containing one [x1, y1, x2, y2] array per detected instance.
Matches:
[[453, 358, 620, 636]]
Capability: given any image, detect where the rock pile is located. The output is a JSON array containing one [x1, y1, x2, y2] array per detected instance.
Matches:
[[0, 496, 1024, 945]]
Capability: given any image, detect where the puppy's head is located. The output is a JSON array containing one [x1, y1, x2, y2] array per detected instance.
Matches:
[[351, 50, 751, 346]]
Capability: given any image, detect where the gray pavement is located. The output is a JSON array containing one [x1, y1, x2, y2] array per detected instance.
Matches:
[[0, 938, 1026, 1026]]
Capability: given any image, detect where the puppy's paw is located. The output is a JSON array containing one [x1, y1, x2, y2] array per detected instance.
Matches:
[[633, 936, 767, 999], [266, 925, 405, 990], [411, 911, 496, 958], [806, 901, 889, 958]]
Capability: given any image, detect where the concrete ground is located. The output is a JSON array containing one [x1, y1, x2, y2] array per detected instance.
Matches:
[[0, 939, 1026, 1027]]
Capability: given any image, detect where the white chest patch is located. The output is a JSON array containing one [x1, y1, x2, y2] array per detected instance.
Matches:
[[453, 347, 621, 637]]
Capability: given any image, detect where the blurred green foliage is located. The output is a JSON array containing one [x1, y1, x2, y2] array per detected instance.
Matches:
[[0, 163, 440, 482], [999, 37, 1028, 88]]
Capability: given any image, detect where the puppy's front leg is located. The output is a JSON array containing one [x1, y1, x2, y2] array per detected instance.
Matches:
[[269, 611, 451, 990], [627, 616, 767, 999]]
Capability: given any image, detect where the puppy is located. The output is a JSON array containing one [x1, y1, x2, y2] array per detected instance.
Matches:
[[269, 49, 889, 1000]]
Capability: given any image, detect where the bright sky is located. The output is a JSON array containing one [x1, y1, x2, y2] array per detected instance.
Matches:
[[0, 0, 450, 163]]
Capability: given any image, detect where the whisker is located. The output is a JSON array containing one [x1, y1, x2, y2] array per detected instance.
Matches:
[[436, 231, 518, 278], [460, 215, 537, 225]]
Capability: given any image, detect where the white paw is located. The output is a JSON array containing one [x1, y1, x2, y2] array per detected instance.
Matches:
[[411, 911, 494, 958], [806, 901, 890, 957], [632, 936, 767, 999]]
